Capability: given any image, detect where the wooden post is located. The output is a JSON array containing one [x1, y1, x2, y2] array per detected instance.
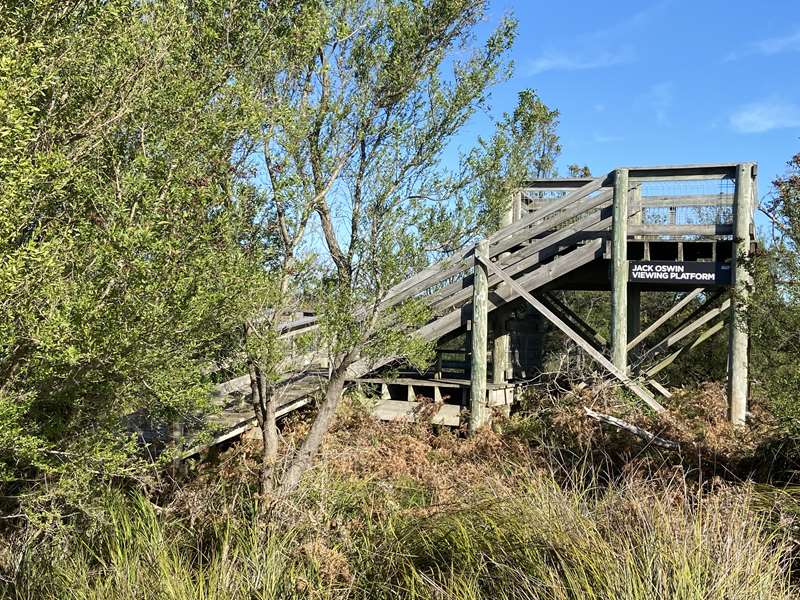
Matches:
[[631, 184, 642, 239], [611, 168, 629, 371], [470, 239, 489, 432], [491, 310, 511, 417], [492, 312, 510, 384], [728, 163, 754, 425], [490, 194, 515, 416]]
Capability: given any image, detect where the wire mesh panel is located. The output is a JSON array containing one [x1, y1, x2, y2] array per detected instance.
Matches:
[[638, 178, 735, 232]]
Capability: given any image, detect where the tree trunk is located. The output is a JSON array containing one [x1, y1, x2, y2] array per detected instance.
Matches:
[[278, 358, 349, 494], [245, 318, 279, 497], [257, 370, 279, 460]]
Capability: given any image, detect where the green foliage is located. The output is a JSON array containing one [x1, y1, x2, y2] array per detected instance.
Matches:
[[0, 0, 272, 518], [241, 0, 560, 384], [750, 153, 800, 427]]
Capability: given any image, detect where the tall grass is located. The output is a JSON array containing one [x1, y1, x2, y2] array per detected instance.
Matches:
[[6, 471, 794, 599]]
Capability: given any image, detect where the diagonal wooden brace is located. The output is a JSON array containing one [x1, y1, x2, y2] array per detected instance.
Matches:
[[476, 253, 665, 412], [627, 288, 704, 351]]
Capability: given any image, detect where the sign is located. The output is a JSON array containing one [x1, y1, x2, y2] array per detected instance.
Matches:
[[628, 261, 730, 286]]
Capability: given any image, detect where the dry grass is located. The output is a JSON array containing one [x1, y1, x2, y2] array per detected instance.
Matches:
[[4, 392, 798, 599]]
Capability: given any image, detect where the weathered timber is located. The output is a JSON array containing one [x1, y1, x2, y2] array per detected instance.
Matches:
[[429, 204, 612, 313], [627, 288, 703, 350], [645, 319, 727, 378], [629, 224, 734, 236], [657, 298, 731, 351], [491, 190, 612, 257], [412, 240, 605, 346], [380, 178, 606, 309], [477, 253, 664, 412], [641, 194, 733, 208], [521, 177, 599, 189], [372, 400, 461, 426], [487, 178, 606, 250], [584, 407, 679, 449], [647, 379, 673, 399], [354, 377, 462, 388], [728, 163, 754, 424], [611, 168, 629, 371], [469, 240, 489, 432]]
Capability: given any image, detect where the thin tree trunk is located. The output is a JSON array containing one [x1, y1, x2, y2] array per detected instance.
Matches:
[[279, 358, 350, 494], [244, 323, 279, 496], [253, 364, 278, 495]]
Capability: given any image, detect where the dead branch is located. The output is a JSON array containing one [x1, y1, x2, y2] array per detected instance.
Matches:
[[584, 407, 679, 450]]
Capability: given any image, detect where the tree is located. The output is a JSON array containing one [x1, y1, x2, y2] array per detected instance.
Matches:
[[0, 0, 283, 520], [750, 152, 800, 426], [235, 0, 565, 494]]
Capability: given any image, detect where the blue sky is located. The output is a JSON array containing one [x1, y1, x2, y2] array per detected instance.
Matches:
[[459, 0, 800, 202]]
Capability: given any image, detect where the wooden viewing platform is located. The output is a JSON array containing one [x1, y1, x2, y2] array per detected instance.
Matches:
[[183, 162, 756, 456]]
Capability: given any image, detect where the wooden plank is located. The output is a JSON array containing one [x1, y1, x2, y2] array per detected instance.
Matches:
[[659, 298, 731, 350], [626, 163, 738, 181], [469, 240, 489, 432], [584, 407, 678, 449], [645, 319, 727, 378], [627, 288, 703, 350], [521, 177, 599, 189], [642, 194, 733, 208], [477, 253, 664, 412], [353, 377, 463, 389], [182, 393, 314, 458], [647, 379, 673, 398], [371, 400, 461, 426], [629, 224, 734, 236]]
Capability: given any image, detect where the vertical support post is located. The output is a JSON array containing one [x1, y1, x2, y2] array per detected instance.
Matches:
[[611, 168, 630, 371], [512, 190, 523, 221], [492, 312, 510, 385], [491, 310, 511, 417], [493, 193, 515, 383], [631, 183, 642, 237], [470, 239, 489, 433], [491, 194, 516, 416], [728, 163, 754, 425]]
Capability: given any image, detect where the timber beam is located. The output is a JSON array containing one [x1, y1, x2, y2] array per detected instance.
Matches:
[[540, 292, 608, 352], [476, 251, 664, 413], [627, 288, 704, 350]]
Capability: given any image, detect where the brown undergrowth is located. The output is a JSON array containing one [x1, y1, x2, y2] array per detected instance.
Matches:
[[6, 388, 800, 599]]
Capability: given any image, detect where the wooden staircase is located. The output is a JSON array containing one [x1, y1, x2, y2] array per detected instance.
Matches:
[[189, 163, 755, 450]]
